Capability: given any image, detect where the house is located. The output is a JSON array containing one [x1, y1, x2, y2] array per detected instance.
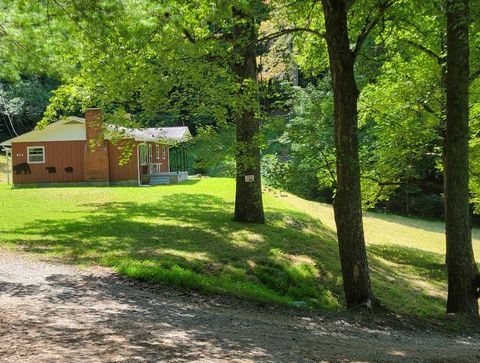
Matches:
[[0, 108, 191, 187]]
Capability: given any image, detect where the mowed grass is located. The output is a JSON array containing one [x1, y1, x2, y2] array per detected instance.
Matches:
[[0, 179, 343, 309], [0, 174, 479, 319], [282, 193, 480, 317]]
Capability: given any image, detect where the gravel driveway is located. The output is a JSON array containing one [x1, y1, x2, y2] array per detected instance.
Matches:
[[0, 249, 479, 362]]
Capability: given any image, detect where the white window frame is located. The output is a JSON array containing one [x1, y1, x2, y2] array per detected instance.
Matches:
[[148, 144, 153, 163], [139, 144, 148, 166], [156, 145, 160, 160], [162, 145, 166, 160], [27, 146, 45, 164]]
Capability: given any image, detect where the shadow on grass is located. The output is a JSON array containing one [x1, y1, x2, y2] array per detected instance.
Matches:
[[6, 193, 343, 308], [368, 244, 448, 317], [3, 192, 455, 317], [369, 244, 446, 281]]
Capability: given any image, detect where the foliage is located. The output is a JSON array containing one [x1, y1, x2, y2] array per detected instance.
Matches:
[[0, 77, 58, 140], [190, 125, 236, 176]]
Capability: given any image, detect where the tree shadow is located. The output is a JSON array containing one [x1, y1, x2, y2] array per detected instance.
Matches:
[[369, 244, 447, 281], [3, 267, 476, 362], [4, 192, 473, 319], [368, 244, 449, 317], [5, 193, 344, 307]]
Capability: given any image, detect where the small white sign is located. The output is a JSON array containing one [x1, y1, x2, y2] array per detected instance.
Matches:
[[244, 175, 255, 183]]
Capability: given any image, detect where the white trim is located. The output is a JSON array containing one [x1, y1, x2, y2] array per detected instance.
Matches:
[[162, 145, 166, 160], [148, 144, 153, 164], [139, 143, 148, 166], [27, 146, 45, 164], [136, 144, 141, 186], [0, 117, 191, 147], [167, 146, 170, 172], [156, 144, 160, 159]]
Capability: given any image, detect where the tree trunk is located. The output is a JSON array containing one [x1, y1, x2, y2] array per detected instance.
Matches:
[[231, 6, 265, 224], [321, 0, 373, 308], [445, 0, 479, 317]]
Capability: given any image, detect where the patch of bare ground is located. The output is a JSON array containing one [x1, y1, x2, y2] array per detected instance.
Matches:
[[0, 249, 479, 363]]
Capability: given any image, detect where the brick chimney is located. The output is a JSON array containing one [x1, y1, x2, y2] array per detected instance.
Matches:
[[84, 108, 109, 182]]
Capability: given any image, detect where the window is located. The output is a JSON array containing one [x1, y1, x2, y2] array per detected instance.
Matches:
[[156, 145, 160, 160], [148, 144, 153, 163], [27, 146, 45, 164], [162, 145, 166, 160], [139, 144, 148, 166]]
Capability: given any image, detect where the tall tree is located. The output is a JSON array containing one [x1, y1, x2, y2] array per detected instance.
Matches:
[[444, 0, 479, 317], [231, 4, 265, 223], [320, 0, 373, 307], [1, 0, 267, 223]]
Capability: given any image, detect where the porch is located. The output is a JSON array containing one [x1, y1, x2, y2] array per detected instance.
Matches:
[[148, 168, 188, 185], [139, 143, 189, 186]]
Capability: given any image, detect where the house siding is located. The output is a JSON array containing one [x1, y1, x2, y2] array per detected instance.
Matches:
[[11, 140, 170, 185], [107, 140, 138, 182], [149, 142, 169, 172], [11, 141, 85, 184]]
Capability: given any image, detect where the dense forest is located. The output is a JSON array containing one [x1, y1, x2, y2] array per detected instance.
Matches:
[[1, 0, 479, 317]]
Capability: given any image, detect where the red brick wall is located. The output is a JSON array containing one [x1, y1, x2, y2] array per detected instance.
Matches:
[[84, 108, 109, 182]]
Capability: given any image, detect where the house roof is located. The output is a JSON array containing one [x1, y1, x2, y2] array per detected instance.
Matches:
[[109, 126, 191, 143], [0, 116, 191, 147]]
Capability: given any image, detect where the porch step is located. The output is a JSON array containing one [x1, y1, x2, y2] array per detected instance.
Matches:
[[150, 175, 170, 185]]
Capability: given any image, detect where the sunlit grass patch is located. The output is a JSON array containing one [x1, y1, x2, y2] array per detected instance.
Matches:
[[1, 178, 478, 319], [0, 179, 343, 310]]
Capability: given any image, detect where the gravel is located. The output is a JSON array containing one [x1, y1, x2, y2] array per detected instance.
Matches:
[[0, 249, 479, 362]]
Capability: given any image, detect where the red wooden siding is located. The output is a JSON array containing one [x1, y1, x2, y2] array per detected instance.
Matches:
[[12, 141, 85, 184], [148, 142, 169, 172], [107, 140, 138, 182], [162, 145, 169, 172], [11, 140, 170, 185]]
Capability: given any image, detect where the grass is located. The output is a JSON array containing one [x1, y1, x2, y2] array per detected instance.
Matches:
[[275, 192, 480, 317], [0, 176, 479, 321]]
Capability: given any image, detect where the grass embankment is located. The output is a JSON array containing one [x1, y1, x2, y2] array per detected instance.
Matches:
[[0, 178, 478, 320]]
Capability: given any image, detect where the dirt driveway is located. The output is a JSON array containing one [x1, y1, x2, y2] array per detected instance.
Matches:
[[0, 249, 479, 363]]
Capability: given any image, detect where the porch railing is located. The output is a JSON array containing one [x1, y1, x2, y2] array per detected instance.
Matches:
[[148, 163, 162, 175]]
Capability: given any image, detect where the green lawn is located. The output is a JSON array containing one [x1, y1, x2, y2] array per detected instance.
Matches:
[[0, 177, 479, 320]]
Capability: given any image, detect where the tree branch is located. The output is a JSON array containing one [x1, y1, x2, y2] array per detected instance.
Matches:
[[319, 149, 337, 185], [405, 40, 444, 64], [257, 27, 325, 44], [362, 175, 443, 192], [470, 68, 480, 84], [51, 0, 94, 41], [352, 0, 395, 61]]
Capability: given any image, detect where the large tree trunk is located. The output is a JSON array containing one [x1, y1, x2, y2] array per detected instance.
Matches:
[[231, 6, 265, 224], [321, 0, 373, 308], [445, 0, 479, 317]]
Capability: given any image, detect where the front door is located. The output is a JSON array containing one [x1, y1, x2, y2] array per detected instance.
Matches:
[[138, 143, 148, 184]]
